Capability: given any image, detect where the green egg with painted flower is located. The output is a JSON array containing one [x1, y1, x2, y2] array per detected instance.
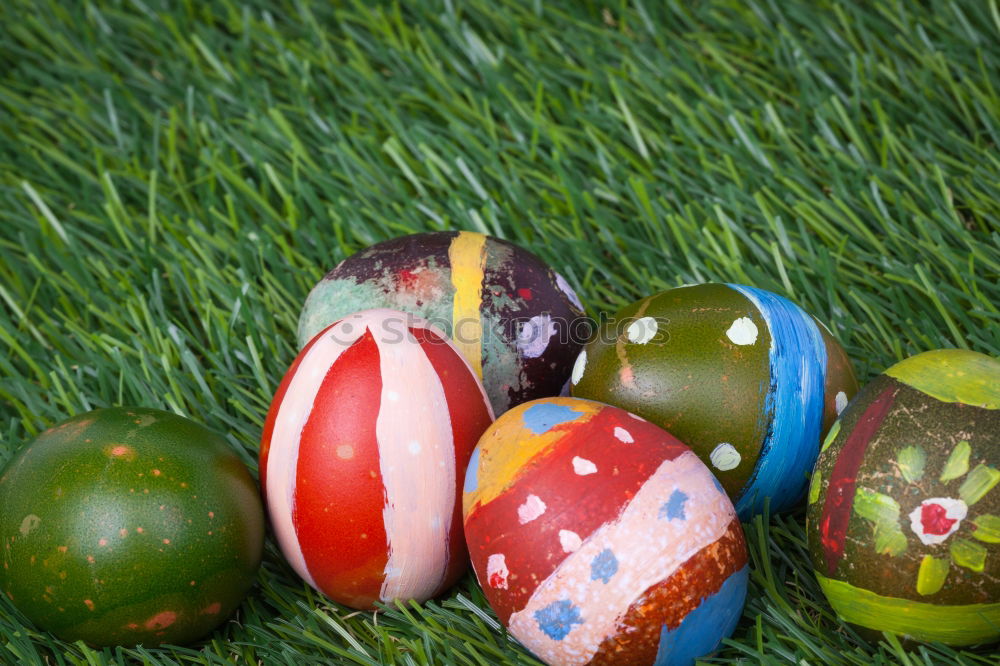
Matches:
[[806, 349, 1000, 646]]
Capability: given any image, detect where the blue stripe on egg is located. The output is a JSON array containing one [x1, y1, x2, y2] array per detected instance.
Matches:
[[726, 284, 827, 518], [653, 565, 749, 666]]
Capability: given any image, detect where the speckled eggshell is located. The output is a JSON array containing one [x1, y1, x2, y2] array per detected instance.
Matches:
[[0, 408, 265, 647], [297, 231, 588, 415], [261, 308, 494, 610], [463, 397, 748, 666], [570, 283, 858, 519], [806, 349, 1000, 646]]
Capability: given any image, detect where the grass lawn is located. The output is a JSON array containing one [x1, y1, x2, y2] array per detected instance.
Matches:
[[1, 0, 998, 663]]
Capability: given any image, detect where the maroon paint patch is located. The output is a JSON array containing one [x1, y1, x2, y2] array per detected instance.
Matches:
[[819, 384, 897, 575]]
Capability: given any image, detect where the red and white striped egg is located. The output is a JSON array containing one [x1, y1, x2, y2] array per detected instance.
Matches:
[[260, 308, 495, 609]]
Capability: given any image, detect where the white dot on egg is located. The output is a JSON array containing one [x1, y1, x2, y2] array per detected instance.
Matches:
[[613, 427, 634, 443], [386, 391, 400, 402], [571, 350, 587, 385], [559, 529, 582, 553], [572, 456, 598, 475], [835, 391, 848, 415], [710, 443, 741, 471], [626, 316, 658, 344], [726, 317, 758, 345], [517, 494, 547, 524], [408, 440, 422, 455]]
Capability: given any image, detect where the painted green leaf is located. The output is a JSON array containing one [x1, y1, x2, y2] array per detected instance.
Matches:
[[808, 469, 822, 505], [959, 465, 1000, 506], [916, 555, 950, 596], [972, 514, 1000, 543], [821, 420, 841, 453], [855, 487, 907, 555], [897, 445, 926, 483], [939, 440, 971, 482], [873, 523, 908, 556], [950, 538, 987, 572], [854, 487, 901, 524]]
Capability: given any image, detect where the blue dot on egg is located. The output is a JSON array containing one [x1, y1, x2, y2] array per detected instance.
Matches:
[[589, 548, 618, 584], [659, 489, 688, 521], [534, 599, 584, 641]]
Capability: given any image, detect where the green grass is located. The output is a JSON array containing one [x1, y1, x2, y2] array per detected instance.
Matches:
[[1, 0, 998, 663]]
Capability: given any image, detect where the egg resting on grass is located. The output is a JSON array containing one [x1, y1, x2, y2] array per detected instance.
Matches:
[[261, 308, 494, 609], [297, 230, 588, 415], [463, 397, 748, 666], [0, 407, 264, 647], [807, 349, 1000, 646], [570, 283, 858, 519]]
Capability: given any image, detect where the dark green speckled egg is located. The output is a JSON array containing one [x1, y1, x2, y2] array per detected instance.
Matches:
[[571, 283, 857, 519], [807, 349, 1000, 646], [0, 407, 264, 647]]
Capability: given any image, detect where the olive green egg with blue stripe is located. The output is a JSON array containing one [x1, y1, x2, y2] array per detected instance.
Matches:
[[570, 283, 857, 519]]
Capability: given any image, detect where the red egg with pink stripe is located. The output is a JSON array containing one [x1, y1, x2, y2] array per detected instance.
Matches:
[[260, 309, 494, 609]]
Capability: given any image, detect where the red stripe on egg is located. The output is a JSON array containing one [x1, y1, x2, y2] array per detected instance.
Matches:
[[818, 384, 898, 576], [464, 407, 688, 623], [263, 319, 365, 590], [293, 330, 389, 609]]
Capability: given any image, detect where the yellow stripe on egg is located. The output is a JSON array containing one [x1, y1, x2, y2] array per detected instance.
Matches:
[[448, 231, 488, 379]]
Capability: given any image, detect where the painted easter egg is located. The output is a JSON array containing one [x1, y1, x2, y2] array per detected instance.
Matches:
[[261, 308, 494, 610], [297, 231, 588, 415], [570, 283, 858, 518], [0, 408, 265, 647], [806, 349, 1000, 646], [463, 397, 748, 666]]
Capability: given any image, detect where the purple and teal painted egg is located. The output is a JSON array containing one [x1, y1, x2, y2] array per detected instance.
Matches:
[[297, 231, 588, 415], [463, 397, 748, 665], [807, 349, 1000, 646], [0, 408, 265, 647], [570, 283, 858, 519]]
